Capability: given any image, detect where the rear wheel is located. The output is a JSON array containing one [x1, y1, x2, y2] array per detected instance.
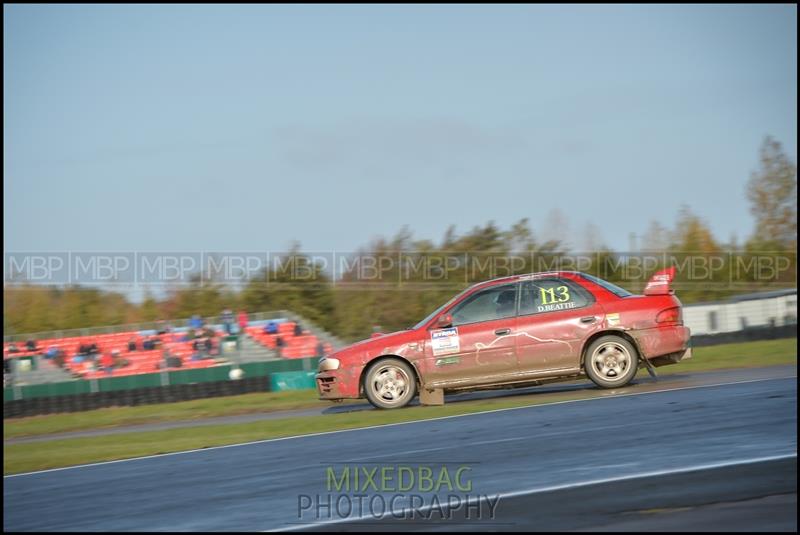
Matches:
[[364, 358, 417, 409], [584, 335, 638, 388]]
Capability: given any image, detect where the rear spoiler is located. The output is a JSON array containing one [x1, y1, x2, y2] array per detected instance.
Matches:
[[643, 266, 676, 296]]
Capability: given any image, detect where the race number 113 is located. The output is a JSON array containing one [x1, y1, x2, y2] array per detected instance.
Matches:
[[540, 286, 570, 305]]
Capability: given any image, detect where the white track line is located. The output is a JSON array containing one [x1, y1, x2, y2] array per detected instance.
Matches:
[[4, 375, 796, 479], [270, 452, 799, 532]]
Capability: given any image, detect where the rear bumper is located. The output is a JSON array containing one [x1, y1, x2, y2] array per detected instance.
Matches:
[[631, 324, 691, 361], [649, 346, 692, 367]]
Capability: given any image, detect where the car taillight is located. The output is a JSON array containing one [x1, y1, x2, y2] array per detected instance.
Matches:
[[656, 306, 682, 324]]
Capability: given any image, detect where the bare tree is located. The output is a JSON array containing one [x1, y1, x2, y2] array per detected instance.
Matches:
[[541, 208, 571, 250], [581, 222, 605, 252], [747, 136, 797, 248], [641, 220, 670, 252]]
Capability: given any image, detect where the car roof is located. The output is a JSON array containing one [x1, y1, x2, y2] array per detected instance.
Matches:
[[470, 271, 584, 290]]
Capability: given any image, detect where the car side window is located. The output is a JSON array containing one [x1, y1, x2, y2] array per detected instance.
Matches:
[[519, 279, 592, 315], [450, 284, 517, 326]]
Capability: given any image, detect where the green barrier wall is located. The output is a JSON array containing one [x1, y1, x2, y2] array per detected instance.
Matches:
[[96, 372, 164, 392], [8, 380, 93, 400], [167, 365, 241, 385], [270, 371, 317, 391], [4, 357, 318, 401]]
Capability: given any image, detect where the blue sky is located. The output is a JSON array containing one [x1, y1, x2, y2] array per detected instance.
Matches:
[[4, 4, 797, 254]]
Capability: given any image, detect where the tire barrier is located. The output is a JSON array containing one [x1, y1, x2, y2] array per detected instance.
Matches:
[[4, 376, 271, 418]]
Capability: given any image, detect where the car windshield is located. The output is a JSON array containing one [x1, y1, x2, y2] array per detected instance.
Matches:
[[579, 273, 634, 298], [410, 286, 473, 330]]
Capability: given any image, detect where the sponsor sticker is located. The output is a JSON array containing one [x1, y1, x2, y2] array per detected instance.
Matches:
[[606, 313, 620, 326], [431, 327, 460, 356]]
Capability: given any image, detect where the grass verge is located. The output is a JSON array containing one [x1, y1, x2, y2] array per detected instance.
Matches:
[[4, 337, 796, 475], [4, 389, 355, 440], [651, 337, 797, 374]]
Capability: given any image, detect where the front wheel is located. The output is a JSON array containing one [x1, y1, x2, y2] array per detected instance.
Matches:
[[364, 358, 417, 409], [584, 335, 639, 388]]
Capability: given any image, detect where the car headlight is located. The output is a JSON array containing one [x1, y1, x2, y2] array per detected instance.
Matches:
[[318, 357, 340, 372]]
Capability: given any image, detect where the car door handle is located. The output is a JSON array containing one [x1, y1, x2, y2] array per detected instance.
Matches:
[[580, 316, 597, 324], [494, 328, 511, 335]]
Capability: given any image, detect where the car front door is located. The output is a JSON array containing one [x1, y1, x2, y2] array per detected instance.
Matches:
[[514, 277, 603, 375], [423, 283, 519, 388]]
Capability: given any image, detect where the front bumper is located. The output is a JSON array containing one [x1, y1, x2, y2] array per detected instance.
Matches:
[[316, 368, 362, 400]]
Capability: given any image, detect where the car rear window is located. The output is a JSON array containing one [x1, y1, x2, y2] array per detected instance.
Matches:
[[579, 273, 634, 298]]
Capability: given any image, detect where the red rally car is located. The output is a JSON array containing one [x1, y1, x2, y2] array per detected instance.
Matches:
[[317, 267, 692, 409]]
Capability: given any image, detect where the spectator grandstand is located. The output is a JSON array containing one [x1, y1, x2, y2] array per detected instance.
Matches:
[[245, 320, 332, 359], [4, 311, 340, 385], [6, 330, 222, 380]]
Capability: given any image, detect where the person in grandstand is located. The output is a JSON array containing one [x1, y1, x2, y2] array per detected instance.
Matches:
[[222, 308, 234, 334], [237, 310, 249, 334], [264, 321, 278, 334], [101, 352, 115, 375]]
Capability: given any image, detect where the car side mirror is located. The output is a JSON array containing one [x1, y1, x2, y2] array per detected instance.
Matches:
[[436, 314, 453, 328]]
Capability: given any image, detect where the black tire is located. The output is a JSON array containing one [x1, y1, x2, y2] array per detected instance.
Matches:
[[584, 335, 639, 389], [363, 358, 417, 409]]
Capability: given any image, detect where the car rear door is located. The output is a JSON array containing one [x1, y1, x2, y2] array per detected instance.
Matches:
[[514, 277, 603, 375], [423, 283, 519, 387]]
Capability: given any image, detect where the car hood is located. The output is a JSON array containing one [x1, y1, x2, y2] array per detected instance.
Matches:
[[333, 329, 422, 364]]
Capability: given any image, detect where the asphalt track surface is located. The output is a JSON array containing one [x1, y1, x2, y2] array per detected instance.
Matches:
[[4, 370, 797, 531]]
